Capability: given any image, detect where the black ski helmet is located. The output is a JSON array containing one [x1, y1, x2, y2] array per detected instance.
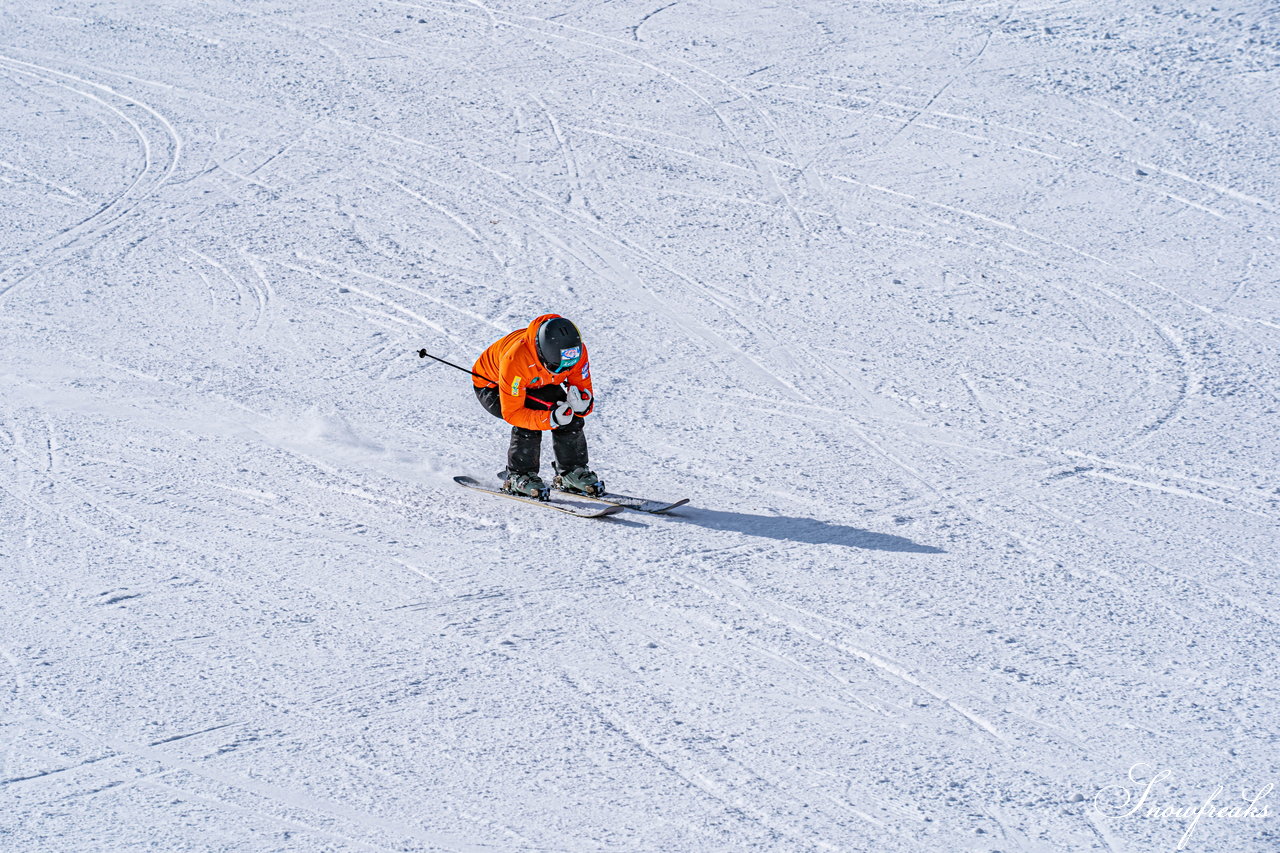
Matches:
[[535, 317, 583, 373]]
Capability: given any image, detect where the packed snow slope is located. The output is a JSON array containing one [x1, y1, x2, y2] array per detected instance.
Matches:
[[2, 2, 1278, 850]]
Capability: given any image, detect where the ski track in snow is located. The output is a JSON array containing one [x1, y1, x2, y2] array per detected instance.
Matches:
[[2, 1, 1278, 850]]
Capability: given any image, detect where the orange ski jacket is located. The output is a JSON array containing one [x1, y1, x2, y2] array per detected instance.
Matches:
[[473, 314, 595, 431]]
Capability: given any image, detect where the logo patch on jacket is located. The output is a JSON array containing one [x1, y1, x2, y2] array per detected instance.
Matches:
[[510, 376, 521, 395], [581, 363, 589, 379]]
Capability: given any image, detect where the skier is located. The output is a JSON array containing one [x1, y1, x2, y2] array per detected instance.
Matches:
[[472, 314, 602, 499]]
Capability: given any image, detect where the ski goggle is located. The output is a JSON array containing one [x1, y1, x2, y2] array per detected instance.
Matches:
[[556, 346, 581, 372]]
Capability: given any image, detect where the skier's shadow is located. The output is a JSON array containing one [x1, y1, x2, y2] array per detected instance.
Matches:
[[667, 507, 944, 553]]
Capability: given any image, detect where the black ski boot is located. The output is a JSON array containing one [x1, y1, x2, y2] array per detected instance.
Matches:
[[554, 466, 604, 497], [503, 471, 550, 501]]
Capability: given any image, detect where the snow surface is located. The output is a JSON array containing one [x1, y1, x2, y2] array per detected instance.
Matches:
[[2, 1, 1278, 850]]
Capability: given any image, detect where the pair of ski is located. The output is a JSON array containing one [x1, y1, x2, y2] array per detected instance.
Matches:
[[454, 475, 688, 518]]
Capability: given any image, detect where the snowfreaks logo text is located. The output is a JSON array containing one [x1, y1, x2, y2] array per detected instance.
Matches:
[[1092, 763, 1273, 850]]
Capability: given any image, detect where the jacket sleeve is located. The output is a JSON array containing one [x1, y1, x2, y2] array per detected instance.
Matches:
[[497, 354, 554, 431]]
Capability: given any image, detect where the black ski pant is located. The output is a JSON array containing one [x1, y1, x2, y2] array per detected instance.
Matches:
[[474, 384, 588, 476]]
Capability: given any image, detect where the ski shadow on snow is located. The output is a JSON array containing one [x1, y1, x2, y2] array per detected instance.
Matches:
[[670, 508, 944, 553]]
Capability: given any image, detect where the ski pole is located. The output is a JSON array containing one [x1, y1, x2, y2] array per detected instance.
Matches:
[[417, 348, 496, 385], [416, 348, 554, 410]]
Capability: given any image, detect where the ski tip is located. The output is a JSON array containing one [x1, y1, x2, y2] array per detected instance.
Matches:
[[617, 496, 690, 513]]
